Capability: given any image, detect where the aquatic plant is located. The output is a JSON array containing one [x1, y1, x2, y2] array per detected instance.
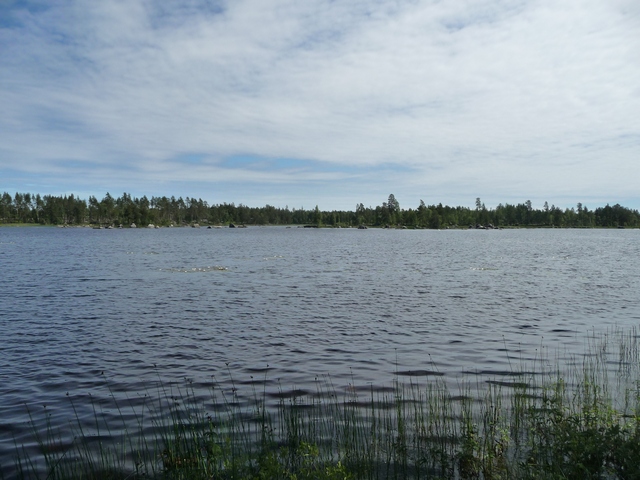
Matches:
[[5, 327, 640, 479]]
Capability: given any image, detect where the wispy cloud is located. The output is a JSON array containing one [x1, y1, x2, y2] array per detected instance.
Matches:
[[1, 0, 639, 210]]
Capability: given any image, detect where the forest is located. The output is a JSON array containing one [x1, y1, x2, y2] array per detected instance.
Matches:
[[1, 191, 639, 228]]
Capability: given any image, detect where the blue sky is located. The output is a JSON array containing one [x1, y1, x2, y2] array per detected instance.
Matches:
[[1, 0, 639, 211]]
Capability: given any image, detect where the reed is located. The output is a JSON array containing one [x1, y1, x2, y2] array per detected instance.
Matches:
[[6, 327, 640, 479]]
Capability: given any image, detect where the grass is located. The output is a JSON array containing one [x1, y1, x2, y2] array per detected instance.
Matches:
[[5, 327, 640, 479]]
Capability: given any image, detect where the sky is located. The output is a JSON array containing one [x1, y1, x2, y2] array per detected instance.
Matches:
[[1, 0, 639, 211]]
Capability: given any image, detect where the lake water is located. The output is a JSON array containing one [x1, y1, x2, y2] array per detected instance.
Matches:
[[1, 226, 639, 475]]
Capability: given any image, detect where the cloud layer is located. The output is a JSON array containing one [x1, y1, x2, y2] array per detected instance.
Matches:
[[1, 0, 639, 210]]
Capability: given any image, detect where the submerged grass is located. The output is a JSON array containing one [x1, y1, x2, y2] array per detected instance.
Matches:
[[6, 327, 640, 479]]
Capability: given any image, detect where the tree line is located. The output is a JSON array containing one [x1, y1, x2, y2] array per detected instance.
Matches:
[[1, 192, 639, 228]]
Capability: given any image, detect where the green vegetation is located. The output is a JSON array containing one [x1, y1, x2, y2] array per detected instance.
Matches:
[[1, 191, 639, 228], [7, 328, 640, 479]]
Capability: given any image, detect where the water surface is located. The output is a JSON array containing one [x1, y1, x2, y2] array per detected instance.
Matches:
[[1, 226, 639, 474]]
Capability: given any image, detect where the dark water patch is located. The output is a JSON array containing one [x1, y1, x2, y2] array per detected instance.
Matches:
[[325, 348, 350, 354], [162, 353, 201, 361], [395, 370, 445, 377], [469, 370, 537, 377], [236, 378, 276, 387], [348, 384, 397, 394], [245, 367, 273, 373], [485, 380, 530, 388], [266, 389, 310, 399], [460, 369, 528, 377], [0, 422, 21, 436], [346, 400, 398, 410]]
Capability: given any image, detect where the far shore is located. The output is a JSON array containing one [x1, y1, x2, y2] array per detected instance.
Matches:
[[1, 222, 637, 230]]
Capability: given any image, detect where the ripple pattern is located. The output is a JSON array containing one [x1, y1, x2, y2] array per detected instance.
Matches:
[[1, 226, 639, 475]]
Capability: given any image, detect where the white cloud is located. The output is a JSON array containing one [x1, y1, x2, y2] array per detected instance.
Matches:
[[1, 0, 639, 210]]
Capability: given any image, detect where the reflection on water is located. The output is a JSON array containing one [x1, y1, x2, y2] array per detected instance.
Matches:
[[1, 226, 639, 475]]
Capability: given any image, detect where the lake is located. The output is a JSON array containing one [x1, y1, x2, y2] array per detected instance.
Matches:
[[1, 226, 639, 475]]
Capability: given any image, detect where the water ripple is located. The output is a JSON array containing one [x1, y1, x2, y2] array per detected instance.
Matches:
[[1, 227, 640, 476]]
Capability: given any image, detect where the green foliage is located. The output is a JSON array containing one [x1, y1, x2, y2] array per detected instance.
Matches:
[[515, 377, 640, 480], [2, 191, 639, 228]]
